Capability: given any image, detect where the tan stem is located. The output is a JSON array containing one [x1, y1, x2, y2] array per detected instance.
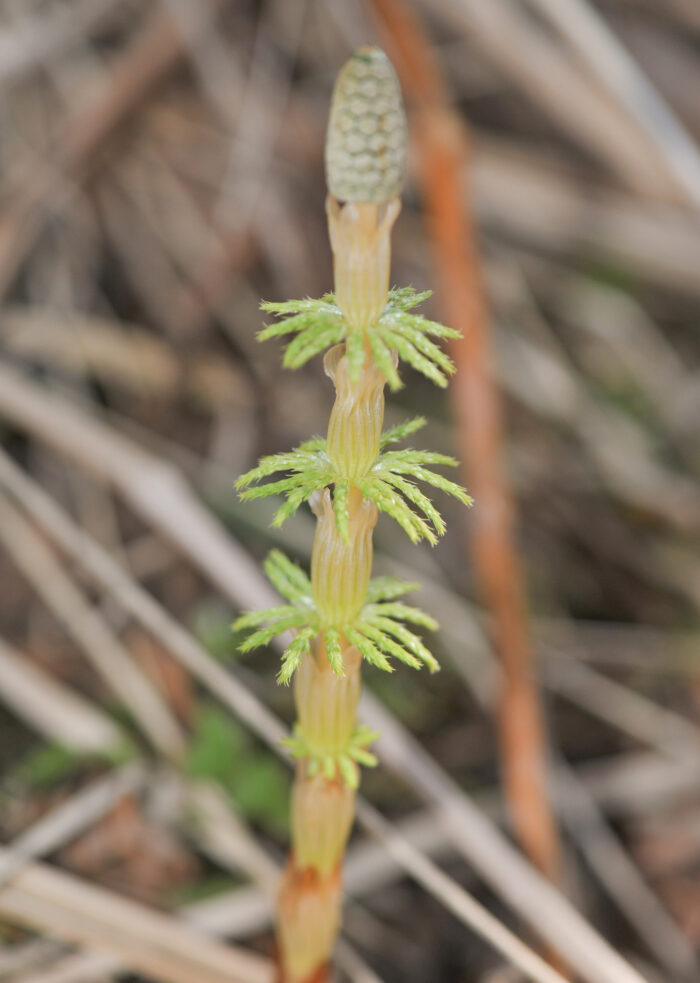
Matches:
[[277, 862, 342, 983], [325, 345, 386, 479], [277, 199, 393, 983], [310, 486, 377, 627], [326, 196, 400, 332], [295, 641, 362, 756]]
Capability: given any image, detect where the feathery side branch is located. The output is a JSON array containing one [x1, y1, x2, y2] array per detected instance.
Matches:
[[236, 417, 471, 544]]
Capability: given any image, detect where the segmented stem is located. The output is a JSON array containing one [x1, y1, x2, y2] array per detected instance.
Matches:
[[238, 46, 465, 983], [277, 198, 393, 981]]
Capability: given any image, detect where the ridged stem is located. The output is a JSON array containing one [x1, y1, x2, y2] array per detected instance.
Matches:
[[310, 485, 377, 626], [295, 639, 362, 756], [327, 195, 400, 332], [325, 344, 386, 479], [277, 200, 393, 983]]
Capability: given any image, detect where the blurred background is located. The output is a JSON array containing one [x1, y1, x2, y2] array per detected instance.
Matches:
[[1, 2, 700, 982]]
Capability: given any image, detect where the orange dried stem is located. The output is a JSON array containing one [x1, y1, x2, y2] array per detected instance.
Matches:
[[369, 0, 563, 887]]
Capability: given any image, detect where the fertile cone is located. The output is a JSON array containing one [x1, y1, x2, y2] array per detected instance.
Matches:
[[325, 47, 407, 203]]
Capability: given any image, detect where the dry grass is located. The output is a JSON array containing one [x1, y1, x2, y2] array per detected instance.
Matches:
[[0, 2, 699, 982]]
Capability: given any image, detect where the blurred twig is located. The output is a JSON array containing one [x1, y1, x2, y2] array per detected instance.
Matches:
[[422, 0, 685, 202], [0, 0, 124, 88], [0, 494, 185, 760], [0, 853, 274, 983], [0, 636, 123, 754], [470, 139, 700, 295], [524, 0, 700, 211], [552, 757, 698, 978], [0, 0, 223, 301], [0, 765, 146, 890], [369, 0, 562, 890], [0, 438, 646, 982]]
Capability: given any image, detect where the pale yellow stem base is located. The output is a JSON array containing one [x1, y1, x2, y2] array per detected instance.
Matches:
[[277, 862, 342, 983], [326, 195, 400, 332]]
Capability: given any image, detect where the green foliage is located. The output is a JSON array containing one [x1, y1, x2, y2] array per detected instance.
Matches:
[[360, 447, 473, 545], [233, 561, 439, 683], [236, 418, 472, 545], [241, 281, 466, 788], [283, 723, 379, 789], [186, 703, 290, 835], [259, 296, 345, 369], [9, 738, 134, 790], [187, 702, 246, 785], [236, 440, 334, 529], [193, 600, 244, 661], [260, 288, 461, 390], [20, 743, 87, 787]]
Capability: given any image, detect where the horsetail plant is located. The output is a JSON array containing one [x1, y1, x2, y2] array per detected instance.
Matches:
[[234, 48, 472, 983]]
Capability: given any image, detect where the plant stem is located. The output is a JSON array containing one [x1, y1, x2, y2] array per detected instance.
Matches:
[[275, 197, 399, 982], [240, 47, 469, 980]]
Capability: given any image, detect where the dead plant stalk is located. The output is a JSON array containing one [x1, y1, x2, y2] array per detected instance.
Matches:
[[370, 0, 562, 887]]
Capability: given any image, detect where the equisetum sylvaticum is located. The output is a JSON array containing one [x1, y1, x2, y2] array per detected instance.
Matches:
[[234, 47, 471, 983]]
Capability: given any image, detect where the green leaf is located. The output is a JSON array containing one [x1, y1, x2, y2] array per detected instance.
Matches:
[[186, 704, 247, 785], [298, 436, 326, 452], [368, 615, 439, 672], [349, 746, 378, 768], [258, 288, 459, 389], [271, 477, 328, 525], [257, 320, 301, 341], [282, 729, 308, 759], [13, 744, 89, 789], [189, 703, 289, 835], [388, 319, 456, 375], [365, 576, 419, 603], [264, 550, 312, 604], [367, 332, 402, 391], [356, 621, 421, 670], [229, 755, 290, 835], [367, 601, 438, 631], [232, 605, 300, 630], [354, 724, 381, 746], [338, 755, 359, 789], [238, 612, 313, 653], [378, 448, 458, 469], [359, 477, 437, 544], [259, 297, 344, 367], [394, 312, 461, 339], [345, 626, 394, 672], [385, 287, 433, 312], [236, 442, 333, 522], [410, 466, 474, 507], [383, 329, 449, 387], [260, 298, 317, 314], [323, 626, 344, 675], [236, 451, 314, 489], [345, 329, 366, 382], [380, 472, 446, 537], [333, 479, 350, 542], [282, 318, 345, 369], [380, 416, 426, 447], [278, 627, 317, 685]]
